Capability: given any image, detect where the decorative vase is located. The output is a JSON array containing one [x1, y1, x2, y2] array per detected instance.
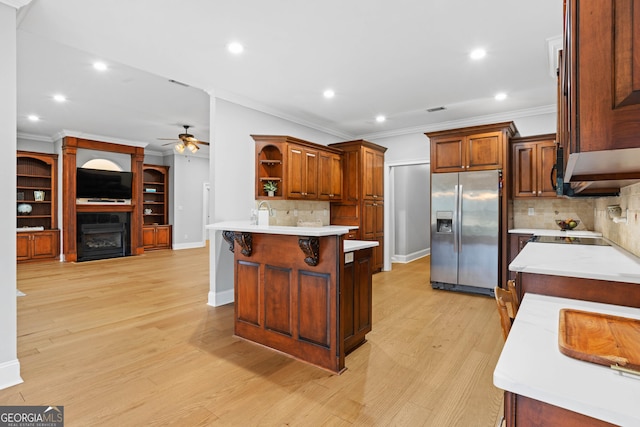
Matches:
[[34, 190, 45, 201], [268, 191, 275, 197], [17, 203, 32, 215]]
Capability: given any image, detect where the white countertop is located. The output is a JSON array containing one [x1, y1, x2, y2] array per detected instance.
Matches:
[[494, 293, 640, 426], [509, 239, 640, 284], [206, 220, 354, 237], [344, 240, 379, 252], [509, 228, 602, 237]]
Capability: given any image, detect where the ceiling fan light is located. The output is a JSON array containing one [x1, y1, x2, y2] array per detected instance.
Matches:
[[174, 142, 186, 153], [187, 142, 199, 153]]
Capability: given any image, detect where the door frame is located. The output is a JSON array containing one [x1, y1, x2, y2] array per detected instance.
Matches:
[[384, 158, 430, 271]]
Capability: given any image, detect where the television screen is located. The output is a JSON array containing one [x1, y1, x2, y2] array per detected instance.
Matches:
[[76, 168, 133, 200]]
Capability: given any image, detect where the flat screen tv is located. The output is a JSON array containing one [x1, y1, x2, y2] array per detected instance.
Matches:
[[76, 167, 133, 200]]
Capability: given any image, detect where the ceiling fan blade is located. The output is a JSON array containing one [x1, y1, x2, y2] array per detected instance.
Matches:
[[196, 141, 210, 145], [157, 138, 179, 141], [161, 141, 178, 146]]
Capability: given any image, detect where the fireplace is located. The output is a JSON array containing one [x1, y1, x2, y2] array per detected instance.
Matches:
[[77, 213, 130, 261]]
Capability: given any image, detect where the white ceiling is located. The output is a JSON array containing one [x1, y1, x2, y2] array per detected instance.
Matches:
[[15, 0, 563, 151]]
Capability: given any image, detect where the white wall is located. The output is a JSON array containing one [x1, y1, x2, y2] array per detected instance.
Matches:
[[0, 2, 23, 390], [207, 98, 344, 306], [171, 153, 209, 249]]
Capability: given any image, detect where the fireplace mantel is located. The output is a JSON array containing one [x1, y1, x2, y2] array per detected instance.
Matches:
[[62, 137, 144, 262]]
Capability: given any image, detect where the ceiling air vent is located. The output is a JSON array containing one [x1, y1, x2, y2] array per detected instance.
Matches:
[[168, 79, 190, 88], [426, 106, 446, 113]]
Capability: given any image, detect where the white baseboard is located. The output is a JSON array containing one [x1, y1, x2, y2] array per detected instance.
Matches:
[[208, 289, 234, 307], [172, 241, 206, 250], [391, 248, 430, 264], [0, 359, 23, 391]]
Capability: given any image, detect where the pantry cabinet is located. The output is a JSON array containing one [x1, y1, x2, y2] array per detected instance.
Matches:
[[511, 134, 557, 198], [329, 140, 387, 272]]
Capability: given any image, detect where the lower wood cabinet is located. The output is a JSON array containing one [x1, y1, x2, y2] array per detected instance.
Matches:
[[17, 229, 60, 262], [142, 225, 172, 250], [342, 247, 373, 354]]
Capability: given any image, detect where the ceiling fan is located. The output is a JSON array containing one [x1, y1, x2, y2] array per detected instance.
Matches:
[[158, 125, 209, 153]]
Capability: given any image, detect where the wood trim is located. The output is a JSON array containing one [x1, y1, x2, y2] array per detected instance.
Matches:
[[62, 136, 146, 261]]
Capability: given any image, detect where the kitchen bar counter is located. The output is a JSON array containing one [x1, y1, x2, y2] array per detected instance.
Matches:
[[494, 293, 640, 426], [207, 220, 354, 237], [206, 221, 376, 373]]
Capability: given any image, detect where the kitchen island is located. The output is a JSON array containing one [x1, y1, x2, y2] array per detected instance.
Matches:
[[206, 221, 377, 373], [494, 293, 640, 426], [508, 237, 640, 308]]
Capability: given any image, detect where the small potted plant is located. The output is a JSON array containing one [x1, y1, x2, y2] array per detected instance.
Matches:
[[263, 181, 278, 197]]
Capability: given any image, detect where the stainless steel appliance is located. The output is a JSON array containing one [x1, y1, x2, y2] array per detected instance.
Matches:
[[431, 170, 500, 295]]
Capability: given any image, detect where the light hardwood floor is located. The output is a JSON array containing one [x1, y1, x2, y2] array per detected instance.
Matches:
[[2, 247, 505, 426]]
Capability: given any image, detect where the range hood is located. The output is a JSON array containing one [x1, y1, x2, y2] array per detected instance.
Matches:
[[556, 147, 640, 197]]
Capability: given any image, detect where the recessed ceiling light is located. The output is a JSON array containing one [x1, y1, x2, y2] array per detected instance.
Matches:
[[375, 115, 386, 123], [470, 48, 486, 60], [28, 115, 40, 122], [227, 42, 244, 54], [495, 92, 507, 101], [323, 89, 335, 99], [53, 94, 67, 103], [93, 61, 108, 71]]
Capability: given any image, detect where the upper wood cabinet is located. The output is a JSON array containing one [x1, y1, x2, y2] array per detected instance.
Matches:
[[287, 144, 318, 199], [318, 151, 343, 200], [253, 135, 343, 201], [559, 0, 640, 157], [363, 147, 384, 200], [427, 122, 517, 173], [511, 134, 557, 198]]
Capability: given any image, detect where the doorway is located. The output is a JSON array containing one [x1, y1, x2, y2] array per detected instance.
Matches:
[[386, 161, 430, 269]]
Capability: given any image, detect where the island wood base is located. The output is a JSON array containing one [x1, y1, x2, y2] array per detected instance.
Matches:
[[504, 392, 615, 427], [225, 231, 345, 373], [517, 272, 640, 308]]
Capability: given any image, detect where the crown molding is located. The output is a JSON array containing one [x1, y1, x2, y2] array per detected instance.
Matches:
[[17, 131, 54, 143], [214, 89, 355, 140], [0, 0, 32, 8], [356, 104, 557, 141], [55, 129, 149, 148]]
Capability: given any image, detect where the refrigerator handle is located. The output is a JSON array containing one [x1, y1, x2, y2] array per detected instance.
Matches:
[[453, 184, 459, 253], [458, 184, 463, 252]]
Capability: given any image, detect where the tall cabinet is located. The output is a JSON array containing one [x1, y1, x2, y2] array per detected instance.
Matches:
[[329, 140, 387, 272], [16, 151, 60, 262], [142, 165, 171, 250]]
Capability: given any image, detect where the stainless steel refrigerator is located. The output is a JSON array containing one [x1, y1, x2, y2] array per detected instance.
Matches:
[[430, 170, 500, 296]]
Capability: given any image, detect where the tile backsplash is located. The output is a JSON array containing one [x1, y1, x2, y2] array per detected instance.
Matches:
[[254, 200, 330, 226], [593, 182, 640, 257], [513, 181, 640, 257], [513, 198, 595, 231]]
